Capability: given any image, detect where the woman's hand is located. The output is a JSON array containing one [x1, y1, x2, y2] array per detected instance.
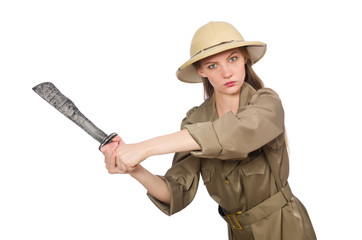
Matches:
[[112, 129, 200, 172], [114, 142, 149, 172], [100, 135, 128, 174], [101, 129, 200, 174]]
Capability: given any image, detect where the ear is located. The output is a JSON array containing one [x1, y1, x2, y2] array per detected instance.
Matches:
[[197, 67, 207, 78]]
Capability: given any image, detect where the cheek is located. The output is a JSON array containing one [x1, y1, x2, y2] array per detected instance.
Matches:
[[198, 68, 219, 86], [241, 68, 246, 80], [205, 77, 217, 88], [206, 73, 224, 87]]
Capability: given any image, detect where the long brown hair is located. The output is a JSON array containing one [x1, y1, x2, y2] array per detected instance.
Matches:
[[194, 47, 264, 99]]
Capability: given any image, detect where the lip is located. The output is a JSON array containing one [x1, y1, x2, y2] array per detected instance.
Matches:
[[224, 81, 236, 87]]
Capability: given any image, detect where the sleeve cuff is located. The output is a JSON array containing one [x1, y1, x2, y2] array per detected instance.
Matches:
[[146, 176, 188, 216], [185, 122, 222, 158]]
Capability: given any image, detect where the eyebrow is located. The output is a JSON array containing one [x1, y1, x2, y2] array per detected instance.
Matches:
[[202, 51, 239, 66], [227, 51, 239, 59]]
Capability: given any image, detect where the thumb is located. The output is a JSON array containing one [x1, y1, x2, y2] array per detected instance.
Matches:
[[112, 135, 123, 143], [100, 141, 118, 154]]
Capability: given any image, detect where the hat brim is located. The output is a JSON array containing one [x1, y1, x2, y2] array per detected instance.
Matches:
[[176, 41, 266, 83]]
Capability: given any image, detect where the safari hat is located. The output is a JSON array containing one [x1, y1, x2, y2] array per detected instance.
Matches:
[[176, 21, 266, 83]]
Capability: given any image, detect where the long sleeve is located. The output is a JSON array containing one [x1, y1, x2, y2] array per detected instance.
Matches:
[[185, 88, 284, 160], [147, 151, 200, 216], [147, 111, 201, 216]]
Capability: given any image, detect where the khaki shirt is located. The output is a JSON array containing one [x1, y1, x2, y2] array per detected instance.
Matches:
[[148, 83, 316, 240]]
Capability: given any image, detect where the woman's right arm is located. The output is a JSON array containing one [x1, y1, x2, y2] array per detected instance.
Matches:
[[102, 135, 201, 215], [101, 137, 171, 205], [129, 165, 171, 205]]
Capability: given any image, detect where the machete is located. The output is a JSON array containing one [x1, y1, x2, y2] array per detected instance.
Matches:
[[32, 82, 117, 150]]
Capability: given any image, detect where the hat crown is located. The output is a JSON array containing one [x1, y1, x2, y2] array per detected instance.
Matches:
[[190, 21, 245, 57]]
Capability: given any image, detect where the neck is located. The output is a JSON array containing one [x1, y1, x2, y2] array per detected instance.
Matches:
[[214, 91, 240, 117]]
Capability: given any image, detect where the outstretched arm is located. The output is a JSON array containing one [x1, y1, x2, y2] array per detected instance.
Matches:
[[101, 129, 200, 205], [114, 129, 200, 172]]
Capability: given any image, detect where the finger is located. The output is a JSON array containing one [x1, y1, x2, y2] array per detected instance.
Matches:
[[106, 154, 124, 174], [109, 168, 128, 174], [102, 142, 118, 163], [117, 162, 127, 173], [111, 135, 123, 143], [100, 141, 119, 153], [108, 166, 123, 174], [109, 149, 117, 169], [115, 155, 128, 173], [103, 147, 113, 171], [126, 165, 137, 172]]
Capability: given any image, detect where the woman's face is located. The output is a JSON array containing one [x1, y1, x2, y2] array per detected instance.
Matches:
[[197, 48, 247, 98]]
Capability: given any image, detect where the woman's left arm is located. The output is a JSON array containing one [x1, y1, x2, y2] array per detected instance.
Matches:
[[115, 129, 200, 172], [185, 88, 285, 159]]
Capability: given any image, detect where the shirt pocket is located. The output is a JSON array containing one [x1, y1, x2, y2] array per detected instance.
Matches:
[[241, 152, 267, 176], [240, 152, 271, 207], [201, 158, 218, 184], [201, 168, 212, 184]]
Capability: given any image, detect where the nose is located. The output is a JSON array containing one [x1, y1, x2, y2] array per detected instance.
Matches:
[[220, 64, 233, 79]]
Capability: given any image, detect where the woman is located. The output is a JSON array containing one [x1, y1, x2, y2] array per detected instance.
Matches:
[[101, 21, 316, 240]]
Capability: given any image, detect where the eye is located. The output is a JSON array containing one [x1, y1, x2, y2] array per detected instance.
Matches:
[[207, 63, 217, 69], [229, 56, 237, 62]]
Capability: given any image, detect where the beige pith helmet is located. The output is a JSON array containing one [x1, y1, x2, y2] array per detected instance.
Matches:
[[176, 21, 267, 83]]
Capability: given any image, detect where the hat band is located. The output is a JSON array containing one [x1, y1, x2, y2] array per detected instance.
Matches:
[[191, 40, 239, 58]]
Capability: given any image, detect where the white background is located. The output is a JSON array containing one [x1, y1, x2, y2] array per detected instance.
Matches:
[[1, 0, 361, 239]]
